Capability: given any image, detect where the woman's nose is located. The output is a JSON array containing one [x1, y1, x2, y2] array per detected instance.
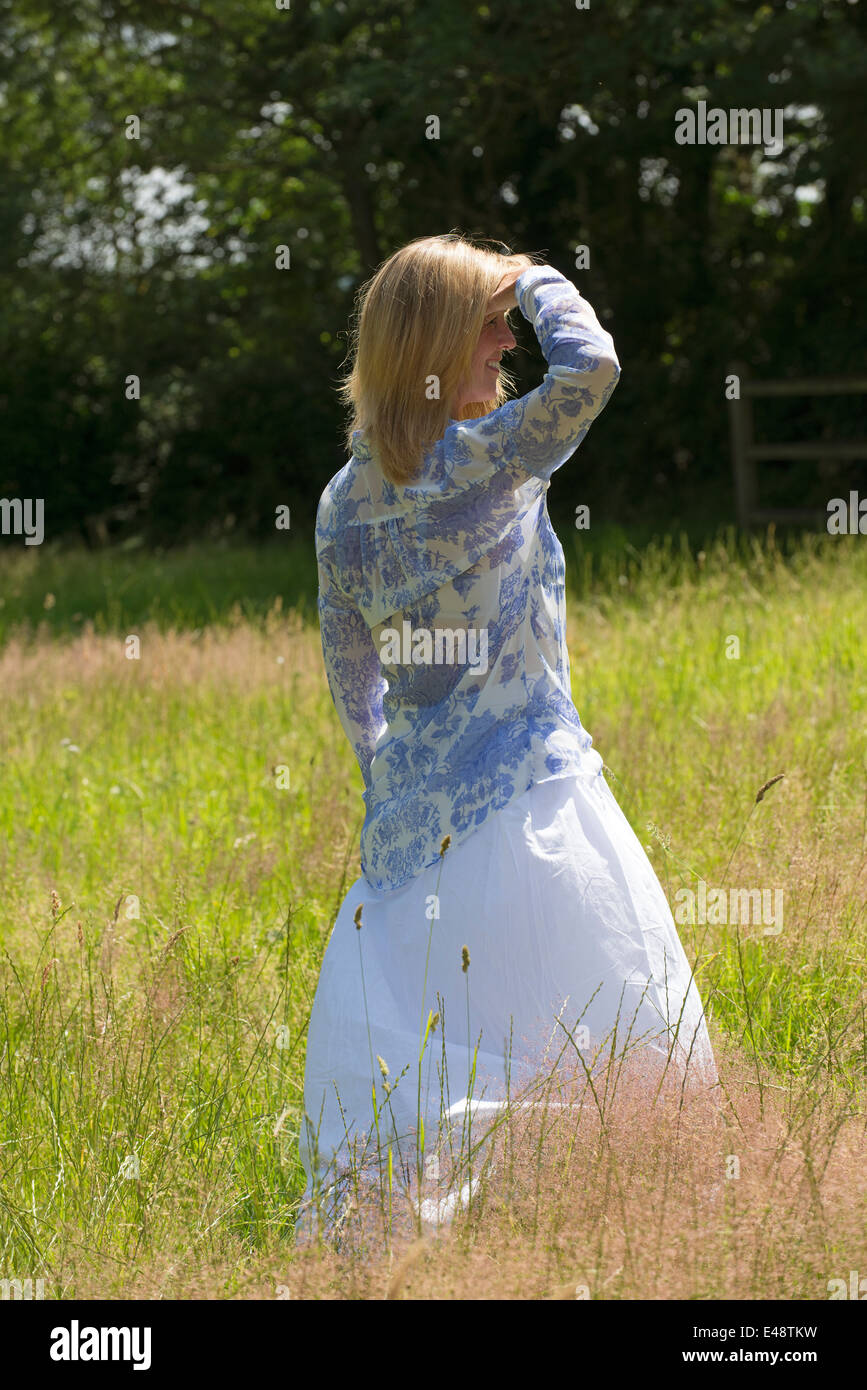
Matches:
[[499, 325, 516, 349]]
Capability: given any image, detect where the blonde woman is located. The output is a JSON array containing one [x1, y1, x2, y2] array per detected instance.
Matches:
[[298, 232, 717, 1235]]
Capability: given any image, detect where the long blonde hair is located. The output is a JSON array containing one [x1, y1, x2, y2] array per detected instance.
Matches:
[[338, 232, 532, 486]]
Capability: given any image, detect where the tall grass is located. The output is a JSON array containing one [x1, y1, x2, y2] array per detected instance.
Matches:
[[0, 527, 865, 1297]]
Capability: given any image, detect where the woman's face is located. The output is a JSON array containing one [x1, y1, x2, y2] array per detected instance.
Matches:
[[452, 305, 517, 414]]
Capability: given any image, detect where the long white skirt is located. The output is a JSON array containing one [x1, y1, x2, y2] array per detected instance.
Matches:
[[297, 771, 718, 1235]]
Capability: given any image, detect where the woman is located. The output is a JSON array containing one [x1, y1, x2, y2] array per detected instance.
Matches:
[[297, 233, 717, 1237]]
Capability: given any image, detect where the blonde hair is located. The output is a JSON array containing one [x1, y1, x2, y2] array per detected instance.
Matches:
[[338, 232, 533, 486]]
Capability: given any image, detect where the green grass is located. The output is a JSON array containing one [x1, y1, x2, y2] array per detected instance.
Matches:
[[0, 535, 318, 642], [0, 521, 834, 638], [0, 526, 865, 1296]]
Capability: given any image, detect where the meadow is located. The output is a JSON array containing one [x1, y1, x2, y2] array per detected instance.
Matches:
[[0, 527, 865, 1299]]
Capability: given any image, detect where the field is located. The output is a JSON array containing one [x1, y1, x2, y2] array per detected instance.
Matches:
[[0, 528, 865, 1299]]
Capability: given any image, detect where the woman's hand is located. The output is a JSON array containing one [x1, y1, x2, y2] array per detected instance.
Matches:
[[487, 253, 536, 314]]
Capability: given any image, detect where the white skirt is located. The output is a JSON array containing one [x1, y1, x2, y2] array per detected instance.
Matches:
[[297, 771, 718, 1231]]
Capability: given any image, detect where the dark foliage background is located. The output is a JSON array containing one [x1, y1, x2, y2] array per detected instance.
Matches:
[[1, 0, 865, 546]]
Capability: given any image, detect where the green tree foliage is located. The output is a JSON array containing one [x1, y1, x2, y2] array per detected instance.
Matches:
[[0, 0, 865, 542]]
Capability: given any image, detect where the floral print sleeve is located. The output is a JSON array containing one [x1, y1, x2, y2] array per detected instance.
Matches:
[[446, 264, 621, 488], [315, 264, 621, 890], [316, 535, 387, 794]]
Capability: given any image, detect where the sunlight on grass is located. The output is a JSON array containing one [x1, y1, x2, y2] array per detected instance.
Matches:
[[0, 528, 865, 1297]]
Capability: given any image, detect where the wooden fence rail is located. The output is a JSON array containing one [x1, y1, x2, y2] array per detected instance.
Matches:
[[727, 362, 867, 527]]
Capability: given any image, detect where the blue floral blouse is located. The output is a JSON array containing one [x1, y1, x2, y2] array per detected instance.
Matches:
[[315, 264, 621, 892]]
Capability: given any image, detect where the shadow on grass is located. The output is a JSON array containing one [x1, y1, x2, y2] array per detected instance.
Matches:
[[0, 520, 846, 646], [0, 537, 319, 643]]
